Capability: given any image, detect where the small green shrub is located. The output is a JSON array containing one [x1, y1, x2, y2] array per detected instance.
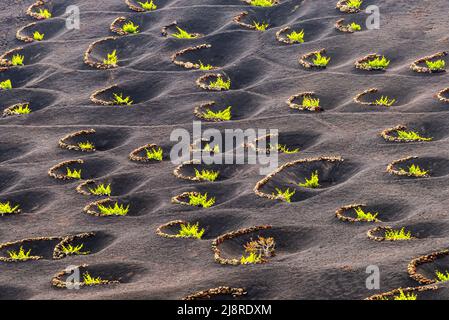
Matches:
[[33, 31, 45, 41], [8, 246, 32, 261], [275, 144, 300, 154], [138, 0, 157, 11], [393, 289, 417, 300], [194, 168, 219, 181], [177, 222, 205, 239], [103, 50, 118, 66], [426, 59, 445, 71], [202, 106, 232, 121], [396, 130, 432, 142], [145, 146, 163, 161], [208, 76, 231, 90], [347, 0, 363, 8], [171, 27, 198, 39], [253, 21, 269, 31], [364, 56, 390, 69], [66, 168, 82, 179], [0, 79, 12, 90], [272, 187, 295, 202], [250, 0, 275, 7], [61, 244, 90, 255], [188, 192, 215, 208], [240, 252, 263, 264], [349, 22, 361, 31], [400, 164, 428, 177], [287, 29, 305, 43], [0, 202, 20, 215], [354, 207, 378, 222], [299, 171, 320, 188], [113, 93, 133, 106], [435, 270, 449, 282], [375, 96, 396, 107], [301, 96, 320, 110], [98, 202, 129, 216], [83, 272, 103, 285], [198, 61, 213, 70], [203, 143, 220, 153], [37, 9, 52, 19], [122, 21, 140, 34], [78, 141, 95, 151], [384, 227, 412, 240], [10, 103, 31, 115], [312, 53, 331, 67], [89, 183, 112, 196], [11, 54, 24, 66]]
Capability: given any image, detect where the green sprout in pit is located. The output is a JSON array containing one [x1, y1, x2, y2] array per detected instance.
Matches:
[[274, 144, 300, 154], [203, 143, 220, 153], [33, 31, 45, 41], [113, 93, 133, 106], [299, 170, 320, 188], [138, 0, 157, 11], [312, 53, 331, 67], [10, 103, 31, 115], [202, 106, 232, 121], [435, 270, 449, 282], [8, 246, 32, 261], [354, 207, 378, 222], [272, 187, 295, 203], [188, 192, 216, 208], [122, 21, 140, 34], [78, 141, 95, 151], [177, 222, 205, 239], [103, 50, 118, 66], [61, 243, 90, 255], [145, 146, 163, 161], [349, 22, 361, 31], [384, 227, 412, 240], [364, 56, 390, 69], [98, 202, 130, 216], [171, 27, 198, 39], [347, 0, 363, 9], [240, 252, 263, 264], [11, 54, 24, 66], [83, 272, 103, 285], [287, 29, 305, 43], [396, 130, 432, 142], [0, 202, 20, 215], [208, 76, 231, 90], [0, 79, 12, 90], [301, 96, 320, 110], [250, 0, 275, 7], [375, 96, 396, 107], [400, 164, 428, 177], [66, 168, 82, 179], [253, 21, 269, 31], [198, 61, 213, 70], [89, 183, 112, 196], [37, 9, 52, 19], [392, 289, 417, 300], [194, 168, 219, 182], [426, 60, 445, 71]]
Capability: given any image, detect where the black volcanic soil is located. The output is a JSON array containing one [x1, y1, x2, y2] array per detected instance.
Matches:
[[1, 0, 449, 300]]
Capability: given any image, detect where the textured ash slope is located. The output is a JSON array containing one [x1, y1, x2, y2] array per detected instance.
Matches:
[[0, 0, 449, 299]]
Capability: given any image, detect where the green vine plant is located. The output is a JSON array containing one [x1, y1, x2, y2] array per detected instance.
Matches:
[[346, 0, 363, 9], [189, 192, 216, 208], [145, 146, 163, 161], [298, 170, 320, 188], [138, 0, 157, 11], [363, 56, 390, 70], [123, 21, 140, 34], [61, 244, 90, 256], [272, 144, 300, 154], [354, 207, 378, 222], [11, 54, 25, 66], [349, 22, 361, 31], [253, 21, 269, 31], [0, 202, 20, 216], [384, 227, 412, 240], [375, 96, 396, 107], [201, 106, 232, 121], [208, 76, 231, 90], [98, 202, 130, 216], [89, 183, 112, 196], [0, 79, 12, 90], [37, 9, 52, 19], [249, 0, 276, 7], [272, 187, 295, 202], [194, 169, 220, 181], [426, 60, 445, 72], [396, 130, 432, 142], [177, 222, 205, 239], [83, 272, 103, 285], [240, 236, 275, 265], [6, 103, 31, 115], [172, 27, 200, 39], [33, 31, 45, 41], [112, 93, 133, 106], [399, 164, 428, 177], [287, 29, 305, 43], [435, 270, 449, 282], [78, 141, 95, 151], [299, 49, 330, 69], [103, 50, 118, 66], [204, 143, 220, 154], [312, 53, 331, 67], [66, 168, 82, 179], [302, 96, 320, 110], [8, 246, 32, 261], [198, 61, 213, 70], [385, 289, 417, 300]]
